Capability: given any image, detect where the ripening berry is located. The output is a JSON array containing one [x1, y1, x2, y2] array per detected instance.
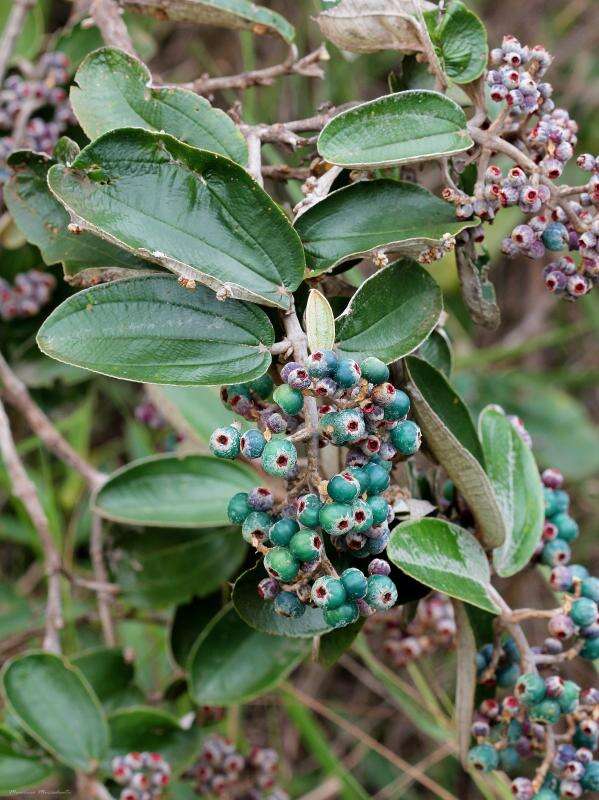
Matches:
[[258, 577, 280, 600], [273, 384, 304, 415], [327, 471, 361, 503], [319, 503, 354, 535], [511, 224, 535, 248], [552, 512, 579, 542], [306, 349, 338, 378], [390, 419, 422, 456], [558, 680, 581, 714], [209, 426, 241, 459], [340, 568, 368, 600], [360, 357, 389, 384], [529, 698, 561, 725], [264, 547, 300, 583], [261, 439, 297, 477], [289, 530, 322, 562], [274, 591, 305, 618], [227, 492, 251, 524], [548, 612, 576, 640], [467, 743, 499, 772], [348, 466, 370, 494], [365, 574, 397, 611], [334, 358, 361, 388], [541, 538, 571, 567], [515, 672, 547, 705], [366, 495, 389, 525], [242, 511, 272, 544], [351, 498, 374, 532], [382, 390, 410, 421], [311, 576, 347, 609], [269, 518, 299, 547], [331, 409, 365, 445], [240, 428, 266, 459], [569, 597, 598, 628], [370, 382, 396, 407], [364, 462, 390, 495], [510, 777, 534, 800], [119, 790, 139, 800], [324, 600, 359, 629], [580, 576, 599, 603], [560, 780, 582, 799], [368, 558, 391, 576], [247, 373, 274, 399], [541, 222, 569, 251], [248, 486, 274, 511], [297, 493, 322, 528], [496, 663, 520, 688], [286, 367, 311, 390]]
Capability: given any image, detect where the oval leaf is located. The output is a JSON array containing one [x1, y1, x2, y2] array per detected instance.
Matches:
[[479, 405, 544, 577], [336, 260, 442, 364], [72, 647, 135, 707], [111, 527, 247, 608], [47, 129, 305, 308], [416, 329, 452, 376], [170, 595, 222, 669], [0, 737, 54, 793], [426, 1, 487, 84], [318, 90, 473, 168], [296, 180, 478, 274], [37, 275, 274, 385], [4, 151, 150, 281], [1, 652, 108, 772], [387, 519, 499, 613], [453, 600, 477, 764], [405, 356, 506, 549], [305, 289, 335, 352], [93, 454, 258, 528], [189, 605, 309, 705], [71, 48, 248, 164]]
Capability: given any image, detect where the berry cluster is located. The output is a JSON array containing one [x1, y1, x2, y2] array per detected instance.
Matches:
[[111, 752, 171, 800], [487, 36, 553, 117], [134, 401, 166, 430], [0, 270, 55, 321], [0, 53, 75, 177], [194, 735, 288, 799]]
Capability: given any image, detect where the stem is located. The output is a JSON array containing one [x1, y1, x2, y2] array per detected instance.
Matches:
[[90, 514, 116, 646], [0, 0, 34, 85], [245, 131, 263, 186], [89, 0, 136, 54]]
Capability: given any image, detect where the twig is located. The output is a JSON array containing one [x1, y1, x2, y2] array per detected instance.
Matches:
[[0, 0, 34, 85], [245, 132, 263, 186], [241, 104, 355, 146], [270, 340, 292, 355], [0, 398, 62, 653], [262, 165, 311, 181], [89, 0, 136, 54], [294, 166, 343, 218], [89, 514, 116, 646], [0, 351, 106, 492]]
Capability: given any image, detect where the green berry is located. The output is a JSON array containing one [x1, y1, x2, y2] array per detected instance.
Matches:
[[533, 791, 558, 800], [467, 744, 499, 772], [390, 419, 422, 456], [553, 489, 570, 513], [311, 576, 347, 609], [227, 492, 251, 524], [365, 462, 390, 495], [529, 698, 561, 725], [261, 439, 297, 477], [324, 601, 359, 629], [570, 564, 589, 581], [335, 359, 361, 388], [247, 373, 274, 399], [328, 471, 361, 503], [541, 221, 569, 251], [366, 495, 389, 525], [581, 576, 599, 603], [515, 672, 546, 705], [273, 384, 304, 415], [209, 425, 241, 459], [552, 512, 579, 542], [341, 567, 368, 599], [331, 409, 365, 445], [499, 746, 520, 772], [351, 498, 374, 532], [569, 597, 598, 627], [348, 466, 370, 494], [319, 503, 354, 535], [240, 428, 266, 459], [580, 636, 599, 661], [297, 493, 322, 528], [241, 511, 272, 544], [222, 383, 251, 407], [496, 663, 520, 688], [289, 530, 322, 562], [383, 389, 410, 421], [264, 546, 300, 583], [557, 680, 580, 714], [269, 518, 300, 547], [365, 574, 397, 611], [274, 591, 305, 618], [360, 357, 389, 384], [540, 539, 571, 567], [543, 487, 559, 518], [581, 761, 599, 791]]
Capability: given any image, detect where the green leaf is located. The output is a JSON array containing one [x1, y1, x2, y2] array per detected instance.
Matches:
[[295, 180, 478, 274], [122, 0, 295, 42], [37, 275, 274, 385], [233, 564, 333, 637], [4, 151, 150, 281], [47, 128, 305, 308], [0, 737, 54, 793], [305, 289, 335, 352], [318, 90, 473, 168], [93, 454, 258, 528], [189, 605, 308, 705], [1, 652, 108, 772], [426, 1, 487, 84], [336, 260, 442, 364], [106, 707, 202, 775], [53, 136, 80, 166], [0, 1, 44, 62], [405, 356, 506, 549], [72, 647, 137, 709], [479, 405, 544, 577], [417, 329, 452, 377], [318, 620, 364, 667], [71, 48, 248, 164], [170, 595, 223, 669], [111, 527, 247, 608], [387, 518, 499, 613]]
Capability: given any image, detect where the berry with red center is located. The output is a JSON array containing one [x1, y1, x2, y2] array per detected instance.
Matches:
[[327, 470, 361, 503], [209, 426, 241, 459], [335, 358, 361, 388], [311, 576, 347, 609], [319, 502, 354, 535], [261, 439, 297, 478], [241, 511, 272, 544], [547, 612, 576, 640], [330, 409, 365, 445], [287, 367, 311, 390], [248, 486, 274, 512], [263, 546, 300, 583], [240, 428, 266, 459], [351, 498, 373, 532], [365, 574, 397, 611], [371, 382, 396, 407], [289, 530, 322, 562], [382, 389, 411, 421], [306, 349, 338, 378]]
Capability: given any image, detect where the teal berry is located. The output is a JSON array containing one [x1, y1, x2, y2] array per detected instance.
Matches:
[[515, 672, 547, 705], [541, 539, 571, 567], [499, 747, 520, 772], [496, 663, 520, 688], [274, 591, 305, 618], [311, 576, 347, 609], [533, 791, 559, 800], [553, 489, 570, 514], [306, 349, 338, 378], [289, 530, 323, 562], [331, 409, 365, 445], [506, 719, 523, 743], [264, 546, 300, 583], [261, 439, 297, 478], [351, 498, 374, 532], [390, 419, 422, 456], [581, 576, 599, 603], [335, 358, 362, 388], [541, 222, 569, 251], [551, 512, 579, 542], [297, 493, 322, 528], [366, 495, 389, 525], [227, 492, 251, 524], [557, 680, 580, 714], [247, 373, 274, 399], [467, 744, 499, 773], [319, 503, 354, 535], [365, 462, 390, 495], [365, 574, 398, 611], [328, 471, 361, 503], [360, 357, 389, 384], [324, 601, 359, 629], [529, 698, 561, 725], [273, 384, 304, 415], [569, 597, 598, 628], [340, 567, 368, 600], [240, 428, 266, 459], [581, 761, 599, 791], [269, 517, 300, 547], [543, 487, 559, 518], [383, 389, 410, 421], [241, 511, 272, 544], [348, 466, 370, 494], [222, 383, 251, 407], [569, 564, 589, 581], [209, 425, 241, 459]]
